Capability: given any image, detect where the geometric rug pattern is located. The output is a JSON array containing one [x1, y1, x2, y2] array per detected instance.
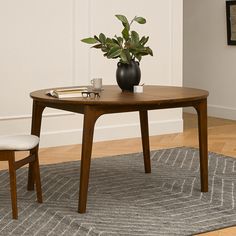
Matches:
[[0, 147, 236, 235]]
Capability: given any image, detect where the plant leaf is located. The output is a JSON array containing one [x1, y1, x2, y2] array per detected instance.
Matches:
[[134, 16, 146, 24], [107, 47, 122, 58], [120, 50, 128, 63], [124, 49, 131, 62], [115, 15, 129, 25], [107, 43, 119, 49], [147, 47, 153, 56], [81, 37, 98, 44], [133, 47, 153, 57], [122, 27, 129, 41], [134, 47, 148, 54], [109, 49, 122, 58], [101, 45, 109, 52], [140, 36, 149, 45], [99, 33, 106, 44], [112, 38, 119, 45], [106, 38, 119, 48], [94, 35, 100, 42], [131, 31, 140, 44], [106, 38, 113, 44], [92, 44, 102, 49], [135, 54, 142, 61], [115, 15, 128, 23], [115, 14, 130, 31], [115, 36, 124, 46]]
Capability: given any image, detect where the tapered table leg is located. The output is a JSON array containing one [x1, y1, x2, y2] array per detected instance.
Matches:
[[28, 101, 45, 191], [78, 107, 100, 213], [195, 99, 208, 192], [139, 110, 151, 173]]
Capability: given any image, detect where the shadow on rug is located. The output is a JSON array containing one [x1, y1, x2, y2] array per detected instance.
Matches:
[[0, 147, 236, 236]]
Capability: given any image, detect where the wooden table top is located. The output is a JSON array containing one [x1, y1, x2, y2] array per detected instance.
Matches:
[[30, 85, 209, 106]]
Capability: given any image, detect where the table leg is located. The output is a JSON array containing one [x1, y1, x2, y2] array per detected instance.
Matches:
[[78, 107, 100, 213], [139, 110, 151, 173], [194, 99, 208, 192], [28, 101, 45, 191]]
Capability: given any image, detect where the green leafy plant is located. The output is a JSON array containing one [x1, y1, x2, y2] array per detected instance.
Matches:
[[81, 15, 153, 64]]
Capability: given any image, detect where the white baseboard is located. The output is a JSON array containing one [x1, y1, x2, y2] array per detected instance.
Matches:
[[0, 111, 183, 148], [39, 119, 183, 147], [207, 105, 236, 120], [184, 104, 236, 120]]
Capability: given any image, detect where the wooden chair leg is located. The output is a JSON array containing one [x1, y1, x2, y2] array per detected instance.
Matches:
[[33, 153, 42, 203], [27, 162, 34, 191], [8, 152, 18, 219]]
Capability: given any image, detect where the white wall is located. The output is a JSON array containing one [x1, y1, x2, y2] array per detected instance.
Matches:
[[0, 0, 183, 147], [184, 0, 236, 120]]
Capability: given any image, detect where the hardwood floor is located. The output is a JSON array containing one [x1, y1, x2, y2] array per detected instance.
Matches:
[[2, 112, 236, 235]]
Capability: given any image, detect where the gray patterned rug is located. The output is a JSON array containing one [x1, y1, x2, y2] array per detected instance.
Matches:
[[0, 147, 236, 236]]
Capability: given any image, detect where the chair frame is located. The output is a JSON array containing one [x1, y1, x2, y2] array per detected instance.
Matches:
[[0, 147, 42, 219]]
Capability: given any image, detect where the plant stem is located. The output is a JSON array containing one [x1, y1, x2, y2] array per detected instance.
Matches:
[[130, 16, 136, 27]]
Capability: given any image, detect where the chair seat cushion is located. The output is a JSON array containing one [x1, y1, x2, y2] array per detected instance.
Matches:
[[0, 135, 40, 151]]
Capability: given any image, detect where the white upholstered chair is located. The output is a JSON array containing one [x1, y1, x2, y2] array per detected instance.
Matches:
[[0, 135, 42, 219]]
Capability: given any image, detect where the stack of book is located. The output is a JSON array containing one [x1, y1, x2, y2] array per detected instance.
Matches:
[[47, 87, 88, 98]]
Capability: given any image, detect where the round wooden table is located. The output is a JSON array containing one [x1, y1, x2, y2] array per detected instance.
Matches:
[[30, 85, 209, 213]]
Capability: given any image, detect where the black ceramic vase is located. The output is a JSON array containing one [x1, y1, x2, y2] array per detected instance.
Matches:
[[116, 60, 141, 91]]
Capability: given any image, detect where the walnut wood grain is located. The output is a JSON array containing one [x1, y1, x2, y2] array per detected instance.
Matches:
[[30, 85, 209, 213]]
